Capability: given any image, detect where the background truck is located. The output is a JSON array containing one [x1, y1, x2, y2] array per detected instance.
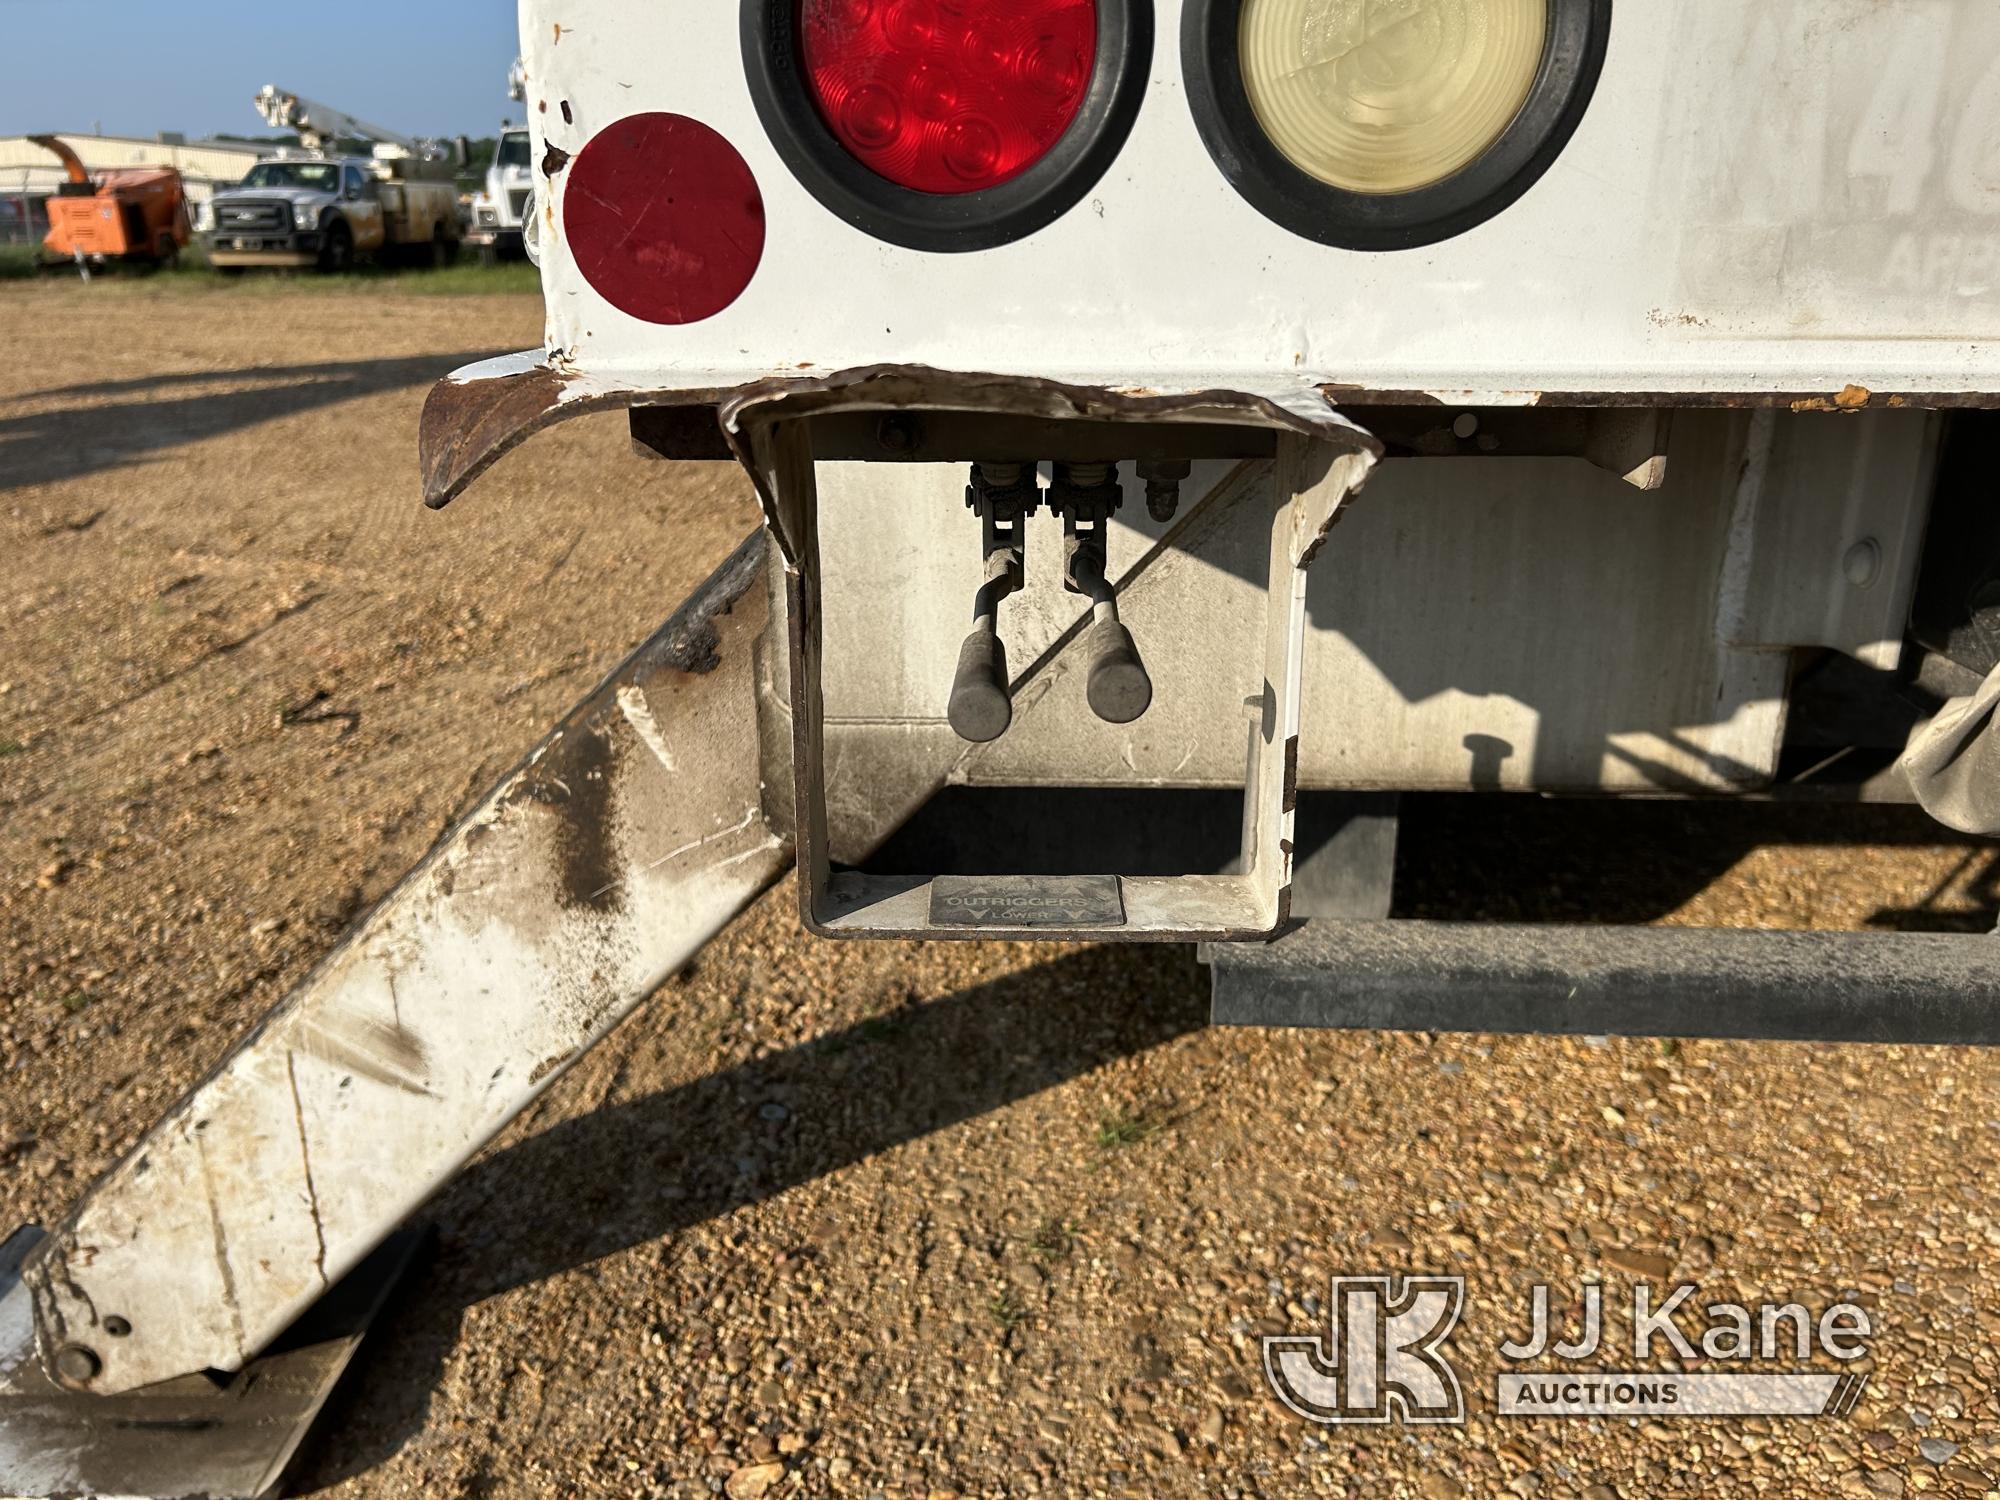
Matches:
[[198, 86, 462, 271], [466, 60, 532, 265], [465, 126, 531, 265]]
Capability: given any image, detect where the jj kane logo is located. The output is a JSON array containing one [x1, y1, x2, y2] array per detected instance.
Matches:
[[1264, 1276, 1467, 1425], [1265, 1275, 1874, 1426]]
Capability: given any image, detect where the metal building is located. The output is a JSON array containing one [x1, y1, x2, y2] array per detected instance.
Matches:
[[0, 132, 262, 241]]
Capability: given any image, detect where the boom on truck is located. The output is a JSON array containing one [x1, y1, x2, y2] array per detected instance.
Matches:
[[196, 85, 464, 271], [8, 0, 2000, 1494]]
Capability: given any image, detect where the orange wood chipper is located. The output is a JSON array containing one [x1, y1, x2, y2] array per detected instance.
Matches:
[[29, 134, 190, 269]]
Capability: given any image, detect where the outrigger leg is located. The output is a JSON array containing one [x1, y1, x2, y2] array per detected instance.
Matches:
[[0, 532, 794, 1498]]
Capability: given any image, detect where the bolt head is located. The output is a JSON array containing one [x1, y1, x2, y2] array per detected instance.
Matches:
[[875, 414, 917, 453], [53, 1343, 100, 1385], [1843, 537, 1883, 589]]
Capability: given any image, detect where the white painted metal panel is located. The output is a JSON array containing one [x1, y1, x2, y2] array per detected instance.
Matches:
[[517, 0, 2000, 398], [1718, 409, 1941, 670]]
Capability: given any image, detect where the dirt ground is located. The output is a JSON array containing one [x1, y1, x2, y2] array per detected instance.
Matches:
[[2, 282, 1998, 1500]]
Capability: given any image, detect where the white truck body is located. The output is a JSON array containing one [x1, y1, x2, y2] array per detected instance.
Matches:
[[466, 127, 533, 262]]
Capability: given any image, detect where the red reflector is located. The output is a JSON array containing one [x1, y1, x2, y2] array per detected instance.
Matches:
[[565, 113, 765, 325], [801, 0, 1096, 194]]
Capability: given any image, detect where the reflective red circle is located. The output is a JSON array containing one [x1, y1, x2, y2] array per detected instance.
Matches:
[[800, 0, 1096, 194], [565, 113, 765, 325]]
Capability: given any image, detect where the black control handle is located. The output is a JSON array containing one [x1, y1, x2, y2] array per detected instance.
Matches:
[[948, 627, 1012, 743], [1082, 617, 1152, 725]]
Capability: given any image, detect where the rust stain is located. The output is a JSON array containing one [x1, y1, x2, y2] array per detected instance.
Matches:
[[1835, 383, 1872, 409], [419, 362, 577, 508], [1324, 387, 1990, 411], [1321, 382, 1448, 407], [541, 142, 571, 177], [552, 21, 564, 43], [528, 1052, 567, 1085]]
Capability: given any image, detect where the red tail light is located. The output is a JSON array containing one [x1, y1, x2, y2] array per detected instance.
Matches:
[[799, 0, 1097, 193]]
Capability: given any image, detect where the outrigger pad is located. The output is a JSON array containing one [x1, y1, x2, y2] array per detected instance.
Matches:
[[0, 1222, 425, 1499]]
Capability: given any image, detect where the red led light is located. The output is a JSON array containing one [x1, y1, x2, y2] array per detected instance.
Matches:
[[800, 0, 1097, 194]]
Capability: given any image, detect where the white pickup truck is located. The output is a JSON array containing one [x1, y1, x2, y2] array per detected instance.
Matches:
[[200, 150, 461, 271]]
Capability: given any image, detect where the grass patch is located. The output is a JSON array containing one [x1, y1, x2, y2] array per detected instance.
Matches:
[[986, 1289, 1027, 1333], [0, 740, 24, 757], [1094, 1109, 1164, 1150], [1, 241, 540, 296], [60, 992, 90, 1015]]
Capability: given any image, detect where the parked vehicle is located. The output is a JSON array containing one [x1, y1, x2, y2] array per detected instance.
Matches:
[[197, 87, 462, 270], [467, 61, 534, 265], [466, 126, 532, 265], [27, 134, 188, 270]]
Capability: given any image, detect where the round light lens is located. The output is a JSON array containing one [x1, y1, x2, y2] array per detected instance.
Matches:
[[1238, 0, 1546, 195], [800, 0, 1097, 194]]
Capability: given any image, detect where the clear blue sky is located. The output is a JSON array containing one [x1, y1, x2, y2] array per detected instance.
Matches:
[[0, 0, 522, 141]]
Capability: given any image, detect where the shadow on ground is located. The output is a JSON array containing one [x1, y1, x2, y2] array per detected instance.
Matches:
[[1393, 796, 2000, 932], [295, 942, 1208, 1491], [0, 352, 509, 491]]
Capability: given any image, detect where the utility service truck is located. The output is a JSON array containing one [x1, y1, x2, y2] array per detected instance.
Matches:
[[199, 86, 463, 270], [7, 0, 2000, 1494], [466, 58, 535, 265]]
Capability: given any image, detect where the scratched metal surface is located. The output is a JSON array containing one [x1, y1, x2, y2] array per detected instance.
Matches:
[[506, 0, 2000, 401], [22, 536, 791, 1395], [0, 1226, 421, 1498]]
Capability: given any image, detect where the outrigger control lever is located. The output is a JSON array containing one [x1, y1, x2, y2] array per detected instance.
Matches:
[[1050, 461, 1153, 726], [948, 461, 1036, 742], [948, 460, 1155, 743]]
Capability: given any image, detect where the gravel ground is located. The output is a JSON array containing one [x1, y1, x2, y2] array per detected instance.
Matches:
[[2, 282, 1997, 1500]]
